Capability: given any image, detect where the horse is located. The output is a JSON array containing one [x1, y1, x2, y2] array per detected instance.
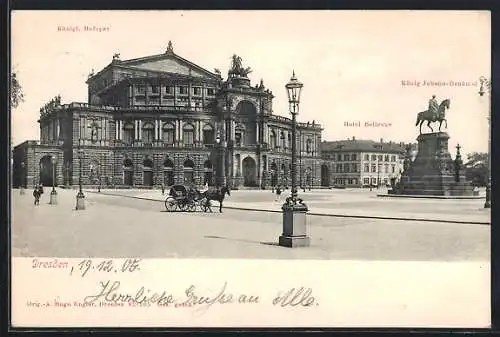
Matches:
[[202, 186, 231, 213], [415, 98, 450, 134]]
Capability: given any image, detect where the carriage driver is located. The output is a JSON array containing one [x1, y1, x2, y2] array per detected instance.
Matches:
[[428, 95, 439, 116]]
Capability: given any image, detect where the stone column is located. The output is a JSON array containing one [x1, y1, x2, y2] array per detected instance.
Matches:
[[231, 119, 235, 143], [138, 120, 142, 140], [179, 120, 183, 142], [158, 120, 163, 140], [56, 119, 60, 140], [134, 120, 138, 140], [119, 120, 123, 140], [115, 120, 119, 140], [155, 120, 158, 140]]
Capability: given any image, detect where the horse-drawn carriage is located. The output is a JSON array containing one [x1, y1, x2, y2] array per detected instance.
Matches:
[[164, 184, 231, 213], [164, 184, 208, 212]]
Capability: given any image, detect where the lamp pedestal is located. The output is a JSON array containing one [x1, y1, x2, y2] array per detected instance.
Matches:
[[20, 187, 25, 195], [76, 191, 86, 210], [279, 201, 310, 247], [484, 179, 491, 208], [49, 189, 58, 205]]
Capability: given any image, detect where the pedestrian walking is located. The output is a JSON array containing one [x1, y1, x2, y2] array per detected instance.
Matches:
[[33, 185, 42, 205], [275, 185, 282, 202]]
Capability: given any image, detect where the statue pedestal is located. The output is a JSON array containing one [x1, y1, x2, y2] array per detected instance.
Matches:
[[390, 132, 477, 196]]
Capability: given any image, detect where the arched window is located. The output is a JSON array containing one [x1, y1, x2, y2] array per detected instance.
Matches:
[[123, 123, 135, 145], [237, 101, 257, 115], [280, 131, 286, 149], [143, 158, 153, 169], [202, 124, 215, 145], [183, 124, 195, 146], [162, 123, 175, 144], [270, 130, 277, 149], [235, 125, 245, 147], [142, 122, 155, 143]]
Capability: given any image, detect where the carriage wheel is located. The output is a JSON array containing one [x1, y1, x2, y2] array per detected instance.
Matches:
[[165, 197, 177, 212]]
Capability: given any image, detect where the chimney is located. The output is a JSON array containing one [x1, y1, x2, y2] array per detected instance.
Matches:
[[352, 136, 356, 141], [380, 138, 383, 143]]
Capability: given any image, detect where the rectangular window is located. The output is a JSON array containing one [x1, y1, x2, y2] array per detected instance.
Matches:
[[162, 130, 175, 144], [165, 86, 173, 94], [378, 155, 383, 161], [343, 163, 350, 172], [391, 155, 396, 162], [207, 88, 215, 96], [384, 155, 389, 161], [351, 154, 357, 161], [371, 164, 376, 172], [364, 178, 370, 185], [364, 164, 369, 172], [179, 86, 187, 95], [371, 155, 376, 161], [183, 130, 194, 145], [352, 163, 358, 172], [151, 85, 159, 94], [193, 87, 201, 96], [136, 85, 145, 93], [337, 154, 342, 161], [203, 130, 214, 144], [344, 154, 350, 161], [392, 165, 395, 173], [365, 154, 369, 160], [385, 164, 389, 173]]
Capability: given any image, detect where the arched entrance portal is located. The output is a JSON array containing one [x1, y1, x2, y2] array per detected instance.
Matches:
[[39, 155, 55, 186], [143, 158, 153, 186], [163, 158, 174, 186], [203, 160, 214, 186], [242, 157, 257, 187], [183, 159, 195, 184], [321, 164, 330, 187], [123, 158, 133, 186]]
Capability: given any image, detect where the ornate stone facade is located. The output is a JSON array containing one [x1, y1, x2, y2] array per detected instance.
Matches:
[[13, 42, 323, 189]]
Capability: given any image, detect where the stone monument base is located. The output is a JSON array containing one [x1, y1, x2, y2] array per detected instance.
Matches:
[[389, 132, 478, 197]]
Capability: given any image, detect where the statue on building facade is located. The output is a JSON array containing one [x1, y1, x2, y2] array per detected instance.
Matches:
[[39, 95, 62, 115], [166, 40, 174, 54], [415, 96, 451, 134], [228, 54, 252, 78]]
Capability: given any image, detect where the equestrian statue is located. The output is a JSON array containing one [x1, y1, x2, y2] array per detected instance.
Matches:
[[415, 95, 451, 134]]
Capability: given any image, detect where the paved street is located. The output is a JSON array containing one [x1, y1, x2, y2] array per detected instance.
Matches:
[[11, 188, 490, 261]]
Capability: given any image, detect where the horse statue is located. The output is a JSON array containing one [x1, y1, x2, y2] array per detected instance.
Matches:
[[202, 186, 231, 213], [415, 98, 451, 134]]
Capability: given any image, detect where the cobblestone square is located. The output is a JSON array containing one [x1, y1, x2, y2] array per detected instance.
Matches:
[[11, 188, 490, 261]]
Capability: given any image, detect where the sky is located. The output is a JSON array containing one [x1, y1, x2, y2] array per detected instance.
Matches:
[[11, 10, 491, 156]]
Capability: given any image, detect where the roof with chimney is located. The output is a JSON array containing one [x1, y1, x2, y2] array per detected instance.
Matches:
[[321, 137, 407, 153]]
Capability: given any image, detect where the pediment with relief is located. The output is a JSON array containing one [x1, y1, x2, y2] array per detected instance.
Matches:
[[121, 42, 218, 80]]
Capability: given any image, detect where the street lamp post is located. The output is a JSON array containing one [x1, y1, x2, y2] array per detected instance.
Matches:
[[215, 130, 226, 187], [49, 156, 58, 205], [479, 76, 491, 209], [20, 161, 26, 195], [279, 71, 310, 248], [76, 147, 86, 210]]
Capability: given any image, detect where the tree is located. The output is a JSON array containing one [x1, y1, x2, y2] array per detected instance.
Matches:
[[464, 152, 488, 186], [10, 71, 24, 108]]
